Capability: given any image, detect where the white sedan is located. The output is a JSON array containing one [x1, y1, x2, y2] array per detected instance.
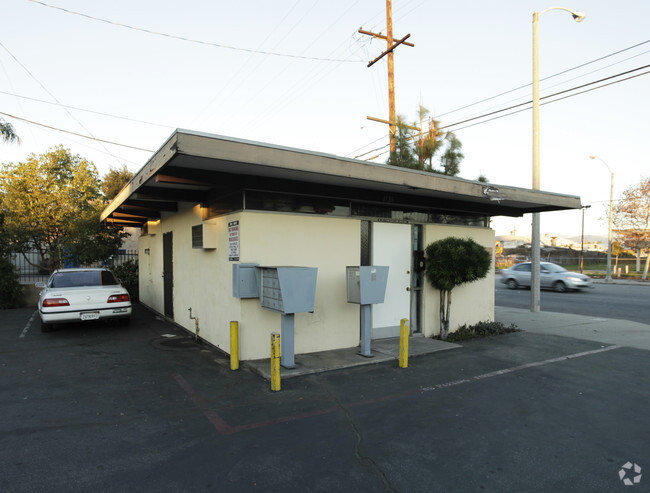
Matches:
[[37, 268, 132, 332]]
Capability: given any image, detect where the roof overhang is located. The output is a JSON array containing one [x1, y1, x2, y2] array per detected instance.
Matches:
[[101, 129, 582, 227]]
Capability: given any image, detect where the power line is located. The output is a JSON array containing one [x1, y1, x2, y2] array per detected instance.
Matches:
[[0, 89, 174, 128], [436, 39, 650, 119], [0, 39, 122, 164], [27, 0, 364, 63], [353, 65, 650, 159], [0, 111, 154, 152]]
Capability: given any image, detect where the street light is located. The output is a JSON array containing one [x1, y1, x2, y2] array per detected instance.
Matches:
[[531, 6, 585, 312], [580, 205, 591, 273], [589, 155, 614, 281]]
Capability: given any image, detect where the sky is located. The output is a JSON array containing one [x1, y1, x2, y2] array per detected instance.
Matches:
[[1, 0, 648, 240]]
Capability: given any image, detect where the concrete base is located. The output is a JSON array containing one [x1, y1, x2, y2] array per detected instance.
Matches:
[[244, 334, 460, 380]]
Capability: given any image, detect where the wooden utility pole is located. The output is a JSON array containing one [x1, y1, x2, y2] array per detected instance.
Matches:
[[359, 0, 414, 154]]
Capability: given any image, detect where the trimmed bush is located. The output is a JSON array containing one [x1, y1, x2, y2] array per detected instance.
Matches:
[[444, 321, 518, 342]]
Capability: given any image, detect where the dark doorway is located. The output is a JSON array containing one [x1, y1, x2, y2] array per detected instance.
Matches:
[[163, 232, 174, 319]]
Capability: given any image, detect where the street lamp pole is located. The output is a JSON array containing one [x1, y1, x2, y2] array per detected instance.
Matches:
[[531, 6, 585, 312], [580, 205, 591, 273], [589, 155, 614, 281]]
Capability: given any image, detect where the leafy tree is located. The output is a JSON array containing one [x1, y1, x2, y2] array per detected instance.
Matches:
[[440, 133, 464, 176], [1, 146, 128, 273], [387, 116, 418, 169], [612, 177, 650, 279], [387, 107, 464, 177], [102, 164, 134, 201], [424, 237, 492, 340], [1, 118, 20, 144]]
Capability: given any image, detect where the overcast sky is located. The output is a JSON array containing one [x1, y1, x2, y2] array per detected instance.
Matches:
[[2, 0, 648, 238]]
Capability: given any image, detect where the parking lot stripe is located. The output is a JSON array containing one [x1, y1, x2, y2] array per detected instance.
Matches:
[[175, 345, 622, 436], [19, 310, 37, 339]]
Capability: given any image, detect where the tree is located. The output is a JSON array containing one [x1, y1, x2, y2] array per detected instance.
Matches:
[[612, 177, 650, 280], [1, 146, 128, 273], [1, 118, 20, 144], [424, 237, 492, 340], [102, 164, 134, 201], [387, 116, 418, 169], [387, 107, 464, 177]]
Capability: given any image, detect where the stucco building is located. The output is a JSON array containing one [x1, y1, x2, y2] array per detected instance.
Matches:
[[101, 130, 581, 361]]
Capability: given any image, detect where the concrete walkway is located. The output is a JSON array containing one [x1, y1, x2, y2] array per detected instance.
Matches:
[[244, 307, 650, 380], [495, 305, 650, 350], [244, 334, 460, 379]]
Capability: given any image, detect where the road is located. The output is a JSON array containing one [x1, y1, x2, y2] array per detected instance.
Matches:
[[495, 278, 650, 325], [2, 305, 649, 492]]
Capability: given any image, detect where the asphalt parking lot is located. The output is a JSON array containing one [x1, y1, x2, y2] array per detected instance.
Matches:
[[1, 305, 648, 492]]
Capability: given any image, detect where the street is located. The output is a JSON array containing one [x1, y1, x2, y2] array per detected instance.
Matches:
[[1, 305, 649, 492], [495, 278, 650, 325]]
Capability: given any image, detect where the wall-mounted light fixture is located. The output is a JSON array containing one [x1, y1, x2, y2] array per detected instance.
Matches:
[[144, 248, 151, 255]]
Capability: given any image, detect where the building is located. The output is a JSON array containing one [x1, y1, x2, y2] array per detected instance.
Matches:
[[101, 130, 581, 361]]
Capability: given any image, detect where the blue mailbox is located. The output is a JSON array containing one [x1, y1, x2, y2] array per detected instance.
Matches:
[[258, 266, 318, 369], [346, 266, 389, 358]]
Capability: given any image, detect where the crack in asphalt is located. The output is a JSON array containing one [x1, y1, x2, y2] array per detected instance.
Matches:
[[324, 383, 395, 493]]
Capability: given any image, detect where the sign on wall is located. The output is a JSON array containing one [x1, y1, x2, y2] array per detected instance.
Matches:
[[228, 220, 240, 261]]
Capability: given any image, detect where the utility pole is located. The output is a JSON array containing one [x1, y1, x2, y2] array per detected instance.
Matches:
[[359, 0, 414, 154]]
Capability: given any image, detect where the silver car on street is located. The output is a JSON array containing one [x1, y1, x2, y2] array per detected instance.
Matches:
[[500, 262, 593, 292]]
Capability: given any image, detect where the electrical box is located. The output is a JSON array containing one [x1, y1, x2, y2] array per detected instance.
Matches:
[[232, 263, 260, 298], [346, 266, 389, 305], [192, 223, 217, 249], [258, 267, 318, 315]]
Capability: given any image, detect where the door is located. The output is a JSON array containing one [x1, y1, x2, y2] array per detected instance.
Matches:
[[371, 222, 412, 339], [163, 232, 174, 319]]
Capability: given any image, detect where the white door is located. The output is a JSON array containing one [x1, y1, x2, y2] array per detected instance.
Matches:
[[371, 223, 411, 339]]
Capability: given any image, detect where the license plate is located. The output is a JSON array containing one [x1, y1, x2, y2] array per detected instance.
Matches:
[[81, 312, 99, 321]]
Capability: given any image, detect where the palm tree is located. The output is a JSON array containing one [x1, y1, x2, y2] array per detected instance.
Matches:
[[1, 118, 20, 144]]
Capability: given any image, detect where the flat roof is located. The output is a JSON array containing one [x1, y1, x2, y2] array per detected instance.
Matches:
[[101, 129, 582, 227]]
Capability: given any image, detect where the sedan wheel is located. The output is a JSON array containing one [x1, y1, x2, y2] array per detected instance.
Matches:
[[506, 279, 519, 290], [553, 281, 567, 293]]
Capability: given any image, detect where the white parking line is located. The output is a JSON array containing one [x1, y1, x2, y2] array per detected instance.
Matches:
[[19, 311, 37, 338], [420, 344, 622, 392]]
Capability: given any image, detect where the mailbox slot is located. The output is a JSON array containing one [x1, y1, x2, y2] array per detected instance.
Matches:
[[346, 266, 389, 305]]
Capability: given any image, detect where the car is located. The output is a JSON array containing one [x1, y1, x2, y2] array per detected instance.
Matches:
[[500, 261, 593, 292], [36, 268, 132, 332]]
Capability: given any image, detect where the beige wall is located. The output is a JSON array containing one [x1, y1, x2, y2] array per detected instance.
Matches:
[[138, 206, 495, 359], [422, 224, 496, 337], [139, 207, 361, 360]]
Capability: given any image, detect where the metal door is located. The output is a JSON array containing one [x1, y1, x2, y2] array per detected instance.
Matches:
[[163, 232, 174, 319], [371, 222, 411, 339]]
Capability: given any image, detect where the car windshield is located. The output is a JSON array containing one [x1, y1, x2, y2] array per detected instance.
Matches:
[[543, 264, 567, 273], [50, 270, 119, 288]]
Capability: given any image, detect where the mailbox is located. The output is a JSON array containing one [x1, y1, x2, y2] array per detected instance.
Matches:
[[232, 263, 260, 299], [346, 266, 389, 305], [257, 266, 318, 369], [346, 266, 390, 358], [258, 267, 318, 315]]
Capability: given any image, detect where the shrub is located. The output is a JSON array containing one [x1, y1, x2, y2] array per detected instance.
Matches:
[[444, 320, 518, 342], [0, 256, 24, 308], [111, 259, 139, 302]]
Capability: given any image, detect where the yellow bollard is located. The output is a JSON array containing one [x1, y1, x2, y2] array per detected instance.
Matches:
[[230, 321, 239, 371], [271, 332, 281, 392], [399, 318, 409, 368]]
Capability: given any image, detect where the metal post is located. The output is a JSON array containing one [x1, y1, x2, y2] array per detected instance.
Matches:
[[531, 11, 541, 313], [230, 321, 239, 371], [271, 332, 281, 392], [399, 318, 409, 368], [606, 171, 614, 282], [280, 313, 296, 369], [359, 304, 374, 358]]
